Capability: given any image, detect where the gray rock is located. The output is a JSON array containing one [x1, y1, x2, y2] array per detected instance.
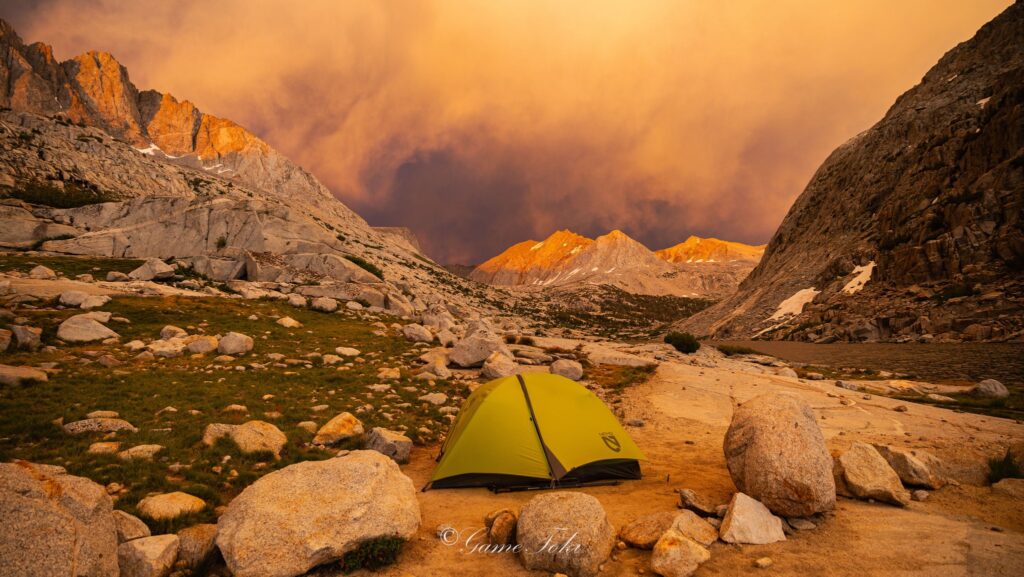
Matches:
[[59, 290, 90, 307], [364, 427, 413, 463], [63, 418, 138, 435], [676, 489, 720, 516], [550, 358, 584, 380], [159, 325, 187, 340], [117, 534, 179, 577], [971, 379, 1009, 399], [872, 445, 944, 489], [310, 296, 338, 313], [113, 510, 151, 543], [669, 510, 718, 547], [57, 313, 119, 343], [10, 324, 42, 351], [0, 461, 119, 577], [401, 323, 433, 343], [217, 332, 253, 355], [481, 351, 518, 379], [107, 271, 130, 281], [719, 492, 786, 545], [724, 392, 835, 517], [449, 329, 512, 368], [517, 492, 615, 577], [128, 259, 175, 281], [216, 451, 420, 577], [28, 265, 57, 279], [836, 442, 910, 506], [203, 421, 287, 457]]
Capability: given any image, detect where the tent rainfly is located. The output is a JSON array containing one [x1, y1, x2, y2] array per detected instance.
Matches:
[[425, 373, 645, 491]]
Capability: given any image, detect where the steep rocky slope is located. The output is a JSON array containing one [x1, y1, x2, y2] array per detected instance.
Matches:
[[681, 1, 1024, 343], [471, 229, 762, 298], [0, 19, 503, 319]]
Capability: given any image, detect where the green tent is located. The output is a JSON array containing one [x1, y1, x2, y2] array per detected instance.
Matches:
[[426, 373, 645, 490]]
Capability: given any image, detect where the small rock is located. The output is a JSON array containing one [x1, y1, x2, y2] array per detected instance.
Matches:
[[313, 412, 365, 446], [550, 358, 584, 380], [719, 492, 786, 545], [218, 332, 254, 355], [276, 317, 302, 328], [113, 510, 151, 543], [117, 534, 179, 577], [364, 427, 413, 463], [137, 492, 206, 521], [311, 297, 339, 312], [754, 557, 773, 569], [650, 529, 711, 577], [971, 379, 1009, 399]]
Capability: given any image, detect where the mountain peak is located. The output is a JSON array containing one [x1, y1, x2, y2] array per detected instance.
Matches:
[[655, 237, 765, 264]]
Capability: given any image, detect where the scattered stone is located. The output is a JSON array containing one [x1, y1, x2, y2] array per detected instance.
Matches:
[[377, 367, 401, 380], [107, 271, 130, 281], [487, 509, 518, 546], [28, 264, 57, 279], [203, 421, 287, 457], [286, 294, 307, 308], [650, 529, 711, 577], [754, 557, 774, 569], [10, 324, 42, 351], [449, 330, 512, 368], [113, 510, 151, 543], [118, 444, 164, 461], [418, 392, 448, 405], [276, 317, 302, 328], [0, 364, 49, 386], [216, 451, 420, 577], [128, 259, 175, 281], [159, 325, 187, 340], [872, 445, 944, 489], [57, 313, 119, 343], [186, 335, 219, 354], [87, 410, 119, 420], [334, 346, 360, 357], [719, 492, 786, 545], [670, 510, 718, 547], [0, 461, 119, 577], [345, 300, 363, 310], [836, 442, 910, 506], [218, 332, 254, 355], [912, 490, 930, 501], [89, 441, 122, 454], [676, 489, 720, 516], [137, 492, 206, 521], [147, 339, 186, 358], [81, 295, 111, 309], [297, 421, 317, 433], [724, 392, 835, 517], [59, 290, 90, 307], [787, 517, 816, 531], [63, 417, 138, 435], [402, 323, 434, 343], [313, 412, 365, 446], [117, 534, 179, 577], [310, 297, 338, 312], [550, 358, 584, 381], [481, 351, 518, 379], [517, 492, 615, 577], [971, 379, 1009, 399], [619, 511, 678, 549], [364, 427, 413, 463]]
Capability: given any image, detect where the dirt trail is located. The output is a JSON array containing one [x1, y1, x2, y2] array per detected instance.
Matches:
[[381, 345, 1024, 577]]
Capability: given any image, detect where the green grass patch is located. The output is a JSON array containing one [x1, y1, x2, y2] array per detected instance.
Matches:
[[715, 344, 763, 356], [0, 253, 143, 277], [0, 294, 457, 529], [344, 255, 384, 280]]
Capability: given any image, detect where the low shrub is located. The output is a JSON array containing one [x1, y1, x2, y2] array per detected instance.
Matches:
[[664, 331, 700, 354], [988, 452, 1022, 485], [716, 344, 761, 356], [344, 255, 384, 280], [336, 537, 404, 573]]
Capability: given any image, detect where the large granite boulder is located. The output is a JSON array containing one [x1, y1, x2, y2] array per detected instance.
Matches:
[[57, 313, 120, 343], [216, 451, 420, 577], [517, 491, 615, 577], [117, 534, 179, 577], [0, 461, 119, 577], [723, 392, 835, 517], [449, 329, 512, 368]]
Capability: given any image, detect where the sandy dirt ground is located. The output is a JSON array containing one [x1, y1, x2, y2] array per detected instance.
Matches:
[[380, 344, 1024, 577]]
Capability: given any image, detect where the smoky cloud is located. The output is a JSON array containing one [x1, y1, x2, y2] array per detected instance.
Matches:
[[0, 0, 1011, 262]]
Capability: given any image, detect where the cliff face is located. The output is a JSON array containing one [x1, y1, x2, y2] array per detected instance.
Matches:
[[0, 20, 336, 212], [681, 1, 1024, 343]]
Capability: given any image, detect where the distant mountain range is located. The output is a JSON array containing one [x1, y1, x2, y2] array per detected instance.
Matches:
[[469, 229, 764, 298]]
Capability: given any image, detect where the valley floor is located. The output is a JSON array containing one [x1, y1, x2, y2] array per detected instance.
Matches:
[[393, 343, 1024, 577]]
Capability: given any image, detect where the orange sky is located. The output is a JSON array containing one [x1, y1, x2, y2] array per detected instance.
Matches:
[[1, 0, 1013, 262]]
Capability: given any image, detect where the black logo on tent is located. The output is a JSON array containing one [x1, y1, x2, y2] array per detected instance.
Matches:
[[600, 432, 621, 452]]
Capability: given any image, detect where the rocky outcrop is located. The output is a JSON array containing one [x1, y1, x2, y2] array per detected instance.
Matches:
[[835, 443, 911, 506], [723, 393, 835, 517], [215, 451, 420, 577], [0, 461, 119, 577], [681, 3, 1024, 342]]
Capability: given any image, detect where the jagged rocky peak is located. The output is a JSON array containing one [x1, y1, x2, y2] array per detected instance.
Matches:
[[471, 228, 760, 298], [681, 1, 1024, 343], [656, 236, 765, 264]]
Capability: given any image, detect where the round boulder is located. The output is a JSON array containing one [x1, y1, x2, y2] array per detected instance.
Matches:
[[550, 359, 584, 381], [216, 451, 420, 577], [517, 491, 615, 577], [971, 379, 1009, 399], [723, 392, 835, 517], [218, 332, 254, 355]]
